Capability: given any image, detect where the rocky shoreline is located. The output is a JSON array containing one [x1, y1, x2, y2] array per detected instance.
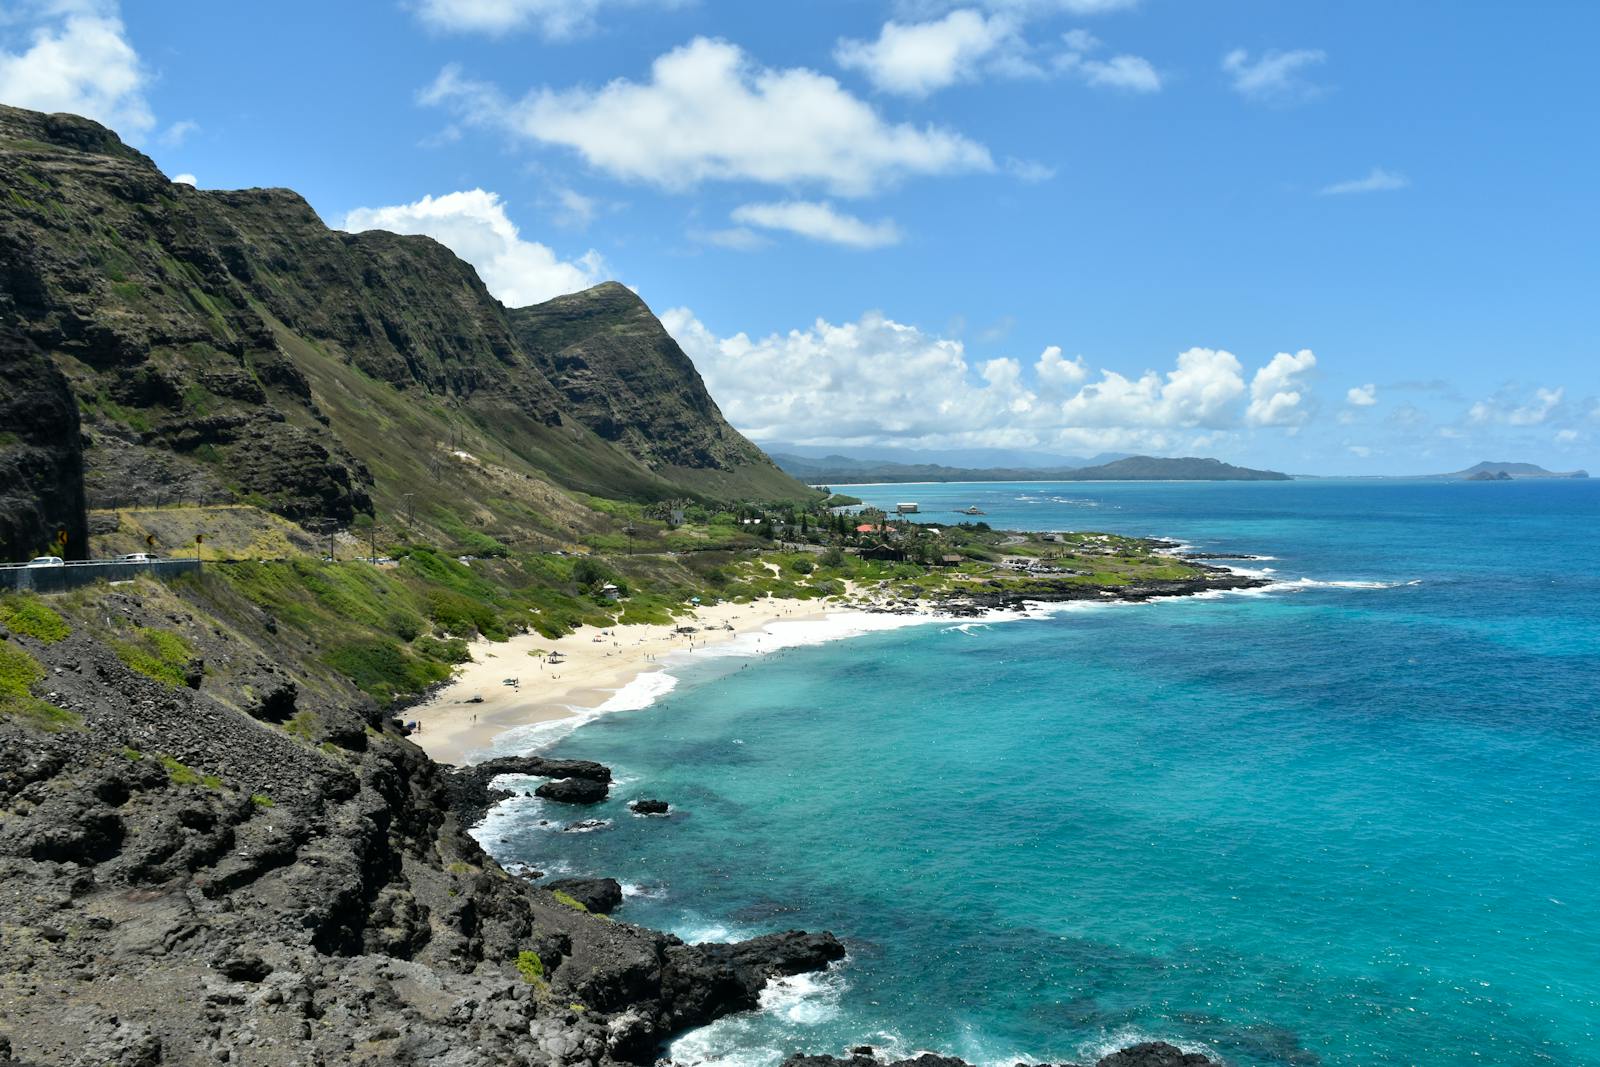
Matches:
[[0, 566, 1251, 1065]]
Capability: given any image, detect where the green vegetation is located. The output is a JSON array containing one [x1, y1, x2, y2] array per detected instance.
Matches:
[[160, 754, 222, 790], [552, 891, 589, 913], [0, 596, 71, 643], [516, 950, 546, 986], [0, 642, 79, 731], [251, 793, 274, 808], [111, 626, 194, 688]]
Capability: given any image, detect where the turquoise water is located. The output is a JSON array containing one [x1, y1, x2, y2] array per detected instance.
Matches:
[[481, 480, 1600, 1066]]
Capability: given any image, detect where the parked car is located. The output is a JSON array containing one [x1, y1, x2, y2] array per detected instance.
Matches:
[[119, 553, 158, 563], [27, 556, 64, 567]]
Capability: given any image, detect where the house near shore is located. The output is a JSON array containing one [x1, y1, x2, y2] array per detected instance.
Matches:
[[895, 502, 919, 514], [859, 545, 906, 563]]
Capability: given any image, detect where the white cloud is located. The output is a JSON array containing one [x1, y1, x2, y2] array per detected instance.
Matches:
[[1556, 428, 1581, 444], [1006, 157, 1057, 182], [1247, 349, 1317, 426], [158, 119, 199, 147], [340, 189, 605, 307], [1321, 167, 1408, 196], [1347, 383, 1377, 406], [1035, 345, 1088, 390], [918, 0, 1140, 14], [729, 200, 902, 249], [549, 186, 598, 228], [171, 172, 197, 186], [1469, 386, 1563, 426], [0, 1, 153, 138], [1056, 30, 1161, 92], [835, 9, 1019, 97], [423, 38, 994, 196], [663, 307, 1309, 454], [410, 0, 681, 39], [1222, 47, 1327, 103]]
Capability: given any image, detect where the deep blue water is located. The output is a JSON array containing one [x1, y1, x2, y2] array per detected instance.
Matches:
[[480, 479, 1600, 1067]]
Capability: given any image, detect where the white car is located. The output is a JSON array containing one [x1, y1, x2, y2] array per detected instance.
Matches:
[[119, 553, 158, 563], [27, 556, 65, 567]]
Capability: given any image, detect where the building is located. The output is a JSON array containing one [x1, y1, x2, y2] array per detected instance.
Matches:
[[895, 502, 919, 514], [859, 545, 906, 562]]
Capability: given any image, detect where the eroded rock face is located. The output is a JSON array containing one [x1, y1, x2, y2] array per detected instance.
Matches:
[[537, 777, 610, 804], [0, 324, 87, 561], [546, 877, 625, 915], [782, 1042, 1215, 1067]]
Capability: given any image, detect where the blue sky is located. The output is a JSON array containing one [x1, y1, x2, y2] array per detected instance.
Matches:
[[2, 0, 1597, 474]]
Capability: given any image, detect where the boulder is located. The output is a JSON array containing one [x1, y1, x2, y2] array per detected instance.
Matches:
[[545, 877, 624, 914], [630, 798, 670, 815], [536, 777, 609, 804]]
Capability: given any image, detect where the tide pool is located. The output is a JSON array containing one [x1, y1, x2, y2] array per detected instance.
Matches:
[[477, 479, 1600, 1067]]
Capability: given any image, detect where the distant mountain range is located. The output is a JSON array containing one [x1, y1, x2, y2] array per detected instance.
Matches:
[[758, 443, 1130, 470], [772, 452, 1291, 484], [1436, 461, 1589, 480]]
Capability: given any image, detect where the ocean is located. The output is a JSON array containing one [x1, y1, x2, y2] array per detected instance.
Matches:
[[475, 479, 1600, 1067]]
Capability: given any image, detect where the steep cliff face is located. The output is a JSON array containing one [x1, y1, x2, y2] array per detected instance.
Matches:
[[511, 283, 794, 498], [0, 326, 87, 560], [0, 103, 810, 552]]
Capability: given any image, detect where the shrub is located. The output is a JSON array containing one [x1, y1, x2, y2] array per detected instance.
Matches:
[[0, 596, 71, 643], [324, 639, 451, 704], [785, 557, 814, 575], [516, 950, 546, 984]]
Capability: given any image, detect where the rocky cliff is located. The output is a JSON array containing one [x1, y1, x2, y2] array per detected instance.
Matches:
[[0, 103, 808, 555], [0, 580, 844, 1066], [0, 325, 87, 561]]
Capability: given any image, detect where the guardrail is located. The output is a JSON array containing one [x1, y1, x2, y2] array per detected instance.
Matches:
[[0, 558, 202, 594]]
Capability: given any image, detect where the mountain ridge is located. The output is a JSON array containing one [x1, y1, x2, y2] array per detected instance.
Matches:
[[772, 452, 1291, 485], [0, 103, 809, 560]]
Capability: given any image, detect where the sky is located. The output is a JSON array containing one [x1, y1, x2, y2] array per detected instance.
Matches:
[[2, 0, 1597, 475]]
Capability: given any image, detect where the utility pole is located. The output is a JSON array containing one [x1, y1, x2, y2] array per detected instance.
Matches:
[[369, 513, 377, 564]]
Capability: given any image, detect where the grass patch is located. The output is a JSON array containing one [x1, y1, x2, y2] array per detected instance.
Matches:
[[251, 793, 274, 808], [552, 890, 589, 912], [0, 643, 79, 731], [0, 596, 71, 643], [111, 627, 193, 688], [160, 754, 222, 789], [324, 638, 452, 705]]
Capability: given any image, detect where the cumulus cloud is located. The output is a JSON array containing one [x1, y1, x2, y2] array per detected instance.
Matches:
[[158, 119, 199, 147], [1246, 349, 1317, 427], [904, 0, 1140, 15], [835, 9, 1020, 97], [171, 172, 197, 186], [729, 200, 902, 248], [1055, 29, 1161, 92], [0, 0, 153, 138], [1347, 383, 1377, 406], [422, 38, 994, 196], [1469, 386, 1564, 426], [662, 307, 1312, 454], [340, 189, 605, 307], [410, 0, 682, 39], [1222, 47, 1327, 103], [1321, 167, 1408, 196]]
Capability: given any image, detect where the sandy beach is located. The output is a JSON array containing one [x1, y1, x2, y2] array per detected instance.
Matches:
[[407, 596, 859, 765]]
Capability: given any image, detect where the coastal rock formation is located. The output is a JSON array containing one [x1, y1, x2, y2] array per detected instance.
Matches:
[[630, 798, 670, 815], [447, 754, 614, 824], [546, 877, 625, 914], [0, 589, 843, 1066], [537, 777, 611, 804]]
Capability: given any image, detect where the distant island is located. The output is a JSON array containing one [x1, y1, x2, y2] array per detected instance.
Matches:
[[1435, 461, 1589, 481], [772, 452, 1292, 485]]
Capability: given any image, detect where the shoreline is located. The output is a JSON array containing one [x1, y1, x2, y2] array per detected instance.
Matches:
[[410, 563, 1271, 768]]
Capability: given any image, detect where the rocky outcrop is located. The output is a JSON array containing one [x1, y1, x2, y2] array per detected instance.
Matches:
[[630, 798, 670, 815], [0, 586, 843, 1066], [538, 777, 610, 804], [447, 754, 614, 824], [545, 877, 625, 915], [0, 325, 87, 561]]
